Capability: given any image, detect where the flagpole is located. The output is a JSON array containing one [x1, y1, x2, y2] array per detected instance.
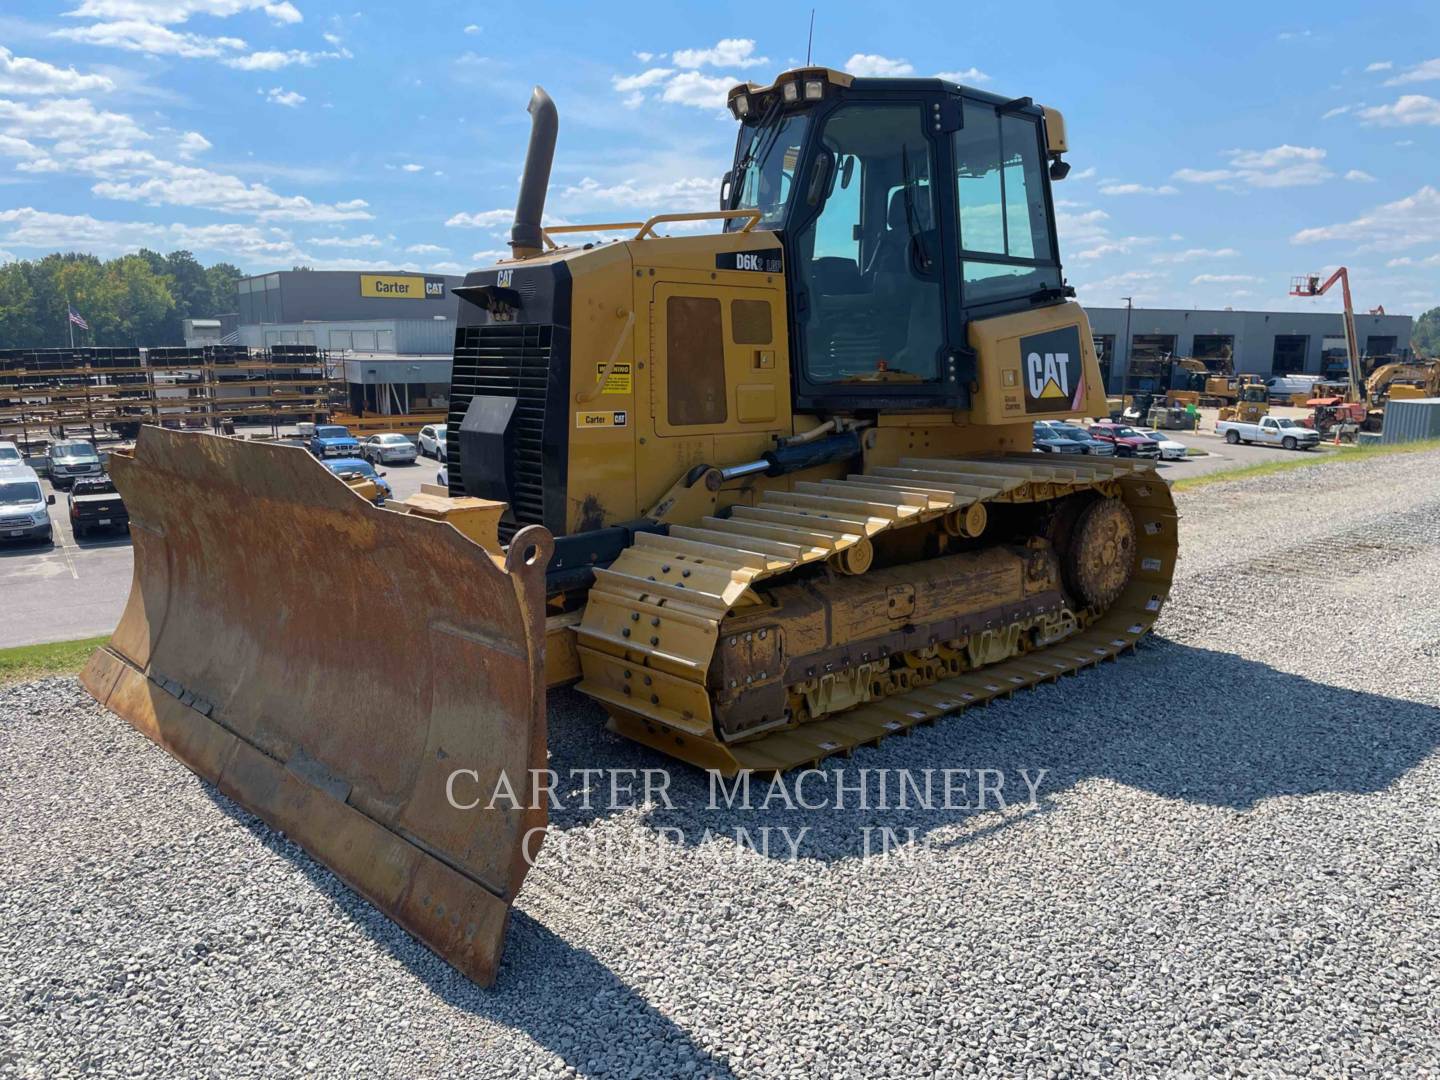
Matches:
[[68, 296, 75, 350]]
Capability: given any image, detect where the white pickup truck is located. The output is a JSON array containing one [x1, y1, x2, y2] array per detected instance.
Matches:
[[1215, 414, 1322, 451]]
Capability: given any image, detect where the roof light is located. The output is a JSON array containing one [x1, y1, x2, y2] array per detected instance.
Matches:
[[782, 80, 799, 103], [733, 93, 750, 118], [804, 79, 824, 100]]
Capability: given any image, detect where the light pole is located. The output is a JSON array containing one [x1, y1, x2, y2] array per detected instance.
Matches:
[[1119, 296, 1134, 408]]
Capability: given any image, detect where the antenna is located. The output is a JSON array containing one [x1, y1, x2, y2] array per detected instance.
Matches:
[[806, 8, 815, 65]]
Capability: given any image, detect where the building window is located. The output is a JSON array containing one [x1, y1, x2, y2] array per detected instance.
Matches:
[[1364, 335, 1397, 358], [1271, 335, 1308, 375], [1191, 334, 1235, 372]]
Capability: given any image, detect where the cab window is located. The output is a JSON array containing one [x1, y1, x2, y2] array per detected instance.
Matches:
[[953, 101, 1059, 306], [793, 103, 945, 385]]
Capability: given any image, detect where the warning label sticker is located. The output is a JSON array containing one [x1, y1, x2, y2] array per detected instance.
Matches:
[[576, 410, 628, 429], [594, 362, 632, 394]]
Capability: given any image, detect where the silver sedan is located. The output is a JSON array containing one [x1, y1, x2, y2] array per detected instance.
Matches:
[[359, 433, 418, 465]]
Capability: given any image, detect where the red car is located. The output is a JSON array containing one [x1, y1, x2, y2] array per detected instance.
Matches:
[[1087, 422, 1161, 459]]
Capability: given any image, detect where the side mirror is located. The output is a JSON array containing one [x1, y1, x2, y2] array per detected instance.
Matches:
[[718, 170, 733, 210], [805, 153, 833, 206], [47, 494, 55, 505]]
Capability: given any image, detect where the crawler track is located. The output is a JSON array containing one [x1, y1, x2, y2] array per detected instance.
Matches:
[[576, 455, 1178, 773]]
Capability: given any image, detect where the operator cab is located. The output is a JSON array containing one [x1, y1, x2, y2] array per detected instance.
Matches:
[[722, 68, 1071, 411]]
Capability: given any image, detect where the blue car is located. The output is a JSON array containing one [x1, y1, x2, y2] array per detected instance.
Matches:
[[309, 424, 360, 459], [322, 457, 392, 504]]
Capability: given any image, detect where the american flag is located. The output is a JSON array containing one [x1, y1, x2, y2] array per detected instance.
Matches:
[[68, 306, 89, 330]]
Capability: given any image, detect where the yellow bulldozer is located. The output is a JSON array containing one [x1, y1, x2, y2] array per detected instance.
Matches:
[[82, 68, 1177, 985]]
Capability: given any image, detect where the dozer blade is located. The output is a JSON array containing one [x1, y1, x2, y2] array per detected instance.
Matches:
[[81, 427, 552, 986]]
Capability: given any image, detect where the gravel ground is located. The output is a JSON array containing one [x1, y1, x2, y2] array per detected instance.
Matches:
[[3, 447, 1439, 1079]]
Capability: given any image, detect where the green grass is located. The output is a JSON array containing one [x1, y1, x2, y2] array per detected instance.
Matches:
[[1174, 437, 1440, 492], [0, 635, 109, 687]]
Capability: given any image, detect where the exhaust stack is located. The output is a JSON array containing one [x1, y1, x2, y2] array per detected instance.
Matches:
[[509, 86, 558, 258]]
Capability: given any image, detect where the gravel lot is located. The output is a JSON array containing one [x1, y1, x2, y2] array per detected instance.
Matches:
[[3, 447, 1439, 1079]]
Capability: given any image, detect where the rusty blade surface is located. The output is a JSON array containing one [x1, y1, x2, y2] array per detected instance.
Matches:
[[81, 427, 552, 986]]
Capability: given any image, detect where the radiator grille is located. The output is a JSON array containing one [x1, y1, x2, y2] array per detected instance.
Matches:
[[448, 323, 553, 537]]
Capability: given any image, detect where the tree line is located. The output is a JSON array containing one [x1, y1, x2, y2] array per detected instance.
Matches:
[[1413, 307, 1440, 358], [0, 251, 242, 350]]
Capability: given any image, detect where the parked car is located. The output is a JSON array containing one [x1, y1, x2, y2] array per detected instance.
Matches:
[[0, 440, 25, 471], [436, 465, 448, 488], [68, 475, 129, 538], [1035, 420, 1116, 456], [1033, 423, 1087, 454], [1087, 422, 1162, 459], [1134, 428, 1188, 461], [309, 424, 361, 459], [0, 467, 54, 544], [1216, 414, 1322, 450], [360, 433, 419, 465], [46, 439, 103, 489], [322, 457, 393, 504], [418, 424, 447, 459]]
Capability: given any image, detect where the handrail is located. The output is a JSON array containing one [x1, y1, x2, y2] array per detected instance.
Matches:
[[574, 309, 636, 405], [539, 221, 645, 250], [634, 209, 762, 239]]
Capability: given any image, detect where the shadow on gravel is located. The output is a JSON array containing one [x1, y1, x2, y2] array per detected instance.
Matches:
[[540, 636, 1440, 860], [201, 792, 740, 1079]]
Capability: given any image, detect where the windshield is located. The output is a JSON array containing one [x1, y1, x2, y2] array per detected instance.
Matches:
[[0, 481, 42, 505], [316, 426, 350, 439], [727, 111, 810, 231], [74, 478, 117, 495], [54, 442, 97, 460], [1033, 427, 1056, 440], [0, 447, 20, 464], [1051, 424, 1088, 439], [1111, 426, 1141, 438], [1273, 417, 1301, 428], [378, 434, 408, 444]]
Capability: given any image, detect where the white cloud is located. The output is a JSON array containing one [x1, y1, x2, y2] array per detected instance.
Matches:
[[0, 206, 313, 263], [844, 53, 913, 77], [0, 46, 115, 95], [1099, 182, 1178, 196], [660, 71, 733, 109], [1321, 104, 1353, 120], [672, 39, 766, 69], [1172, 145, 1332, 188], [470, 249, 507, 263], [1075, 237, 1153, 260], [54, 19, 246, 58], [1366, 61, 1394, 73], [1358, 95, 1440, 126], [1386, 253, 1440, 268], [634, 51, 661, 63], [463, 23, 479, 34], [1384, 58, 1440, 85], [1292, 185, 1440, 252], [1277, 29, 1312, 41], [176, 130, 210, 157], [935, 67, 991, 84], [1152, 247, 1241, 263], [559, 175, 713, 211], [1069, 166, 1096, 180], [613, 67, 674, 93], [621, 91, 644, 110], [0, 97, 149, 150], [400, 162, 423, 172], [309, 233, 382, 248], [0, 133, 43, 159], [446, 209, 512, 230], [1345, 168, 1376, 182], [225, 45, 350, 70], [1191, 273, 1259, 284], [1055, 207, 1110, 245], [263, 86, 304, 107], [62, 0, 301, 23], [405, 243, 448, 255]]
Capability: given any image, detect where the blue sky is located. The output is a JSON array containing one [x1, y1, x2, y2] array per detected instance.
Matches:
[[1, 0, 1437, 315]]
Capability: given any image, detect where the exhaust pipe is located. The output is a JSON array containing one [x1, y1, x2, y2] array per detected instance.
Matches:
[[510, 86, 558, 258]]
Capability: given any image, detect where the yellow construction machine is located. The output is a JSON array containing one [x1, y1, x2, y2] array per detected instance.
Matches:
[[83, 69, 1177, 985]]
